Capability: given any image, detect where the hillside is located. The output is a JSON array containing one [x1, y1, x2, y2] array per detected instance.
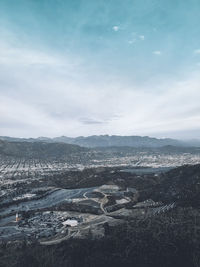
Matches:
[[153, 164, 200, 206], [0, 140, 87, 159], [1, 164, 200, 267]]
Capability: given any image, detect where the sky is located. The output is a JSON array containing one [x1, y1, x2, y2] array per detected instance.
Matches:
[[0, 0, 200, 139]]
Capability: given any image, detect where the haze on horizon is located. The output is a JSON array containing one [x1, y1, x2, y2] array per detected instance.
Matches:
[[0, 0, 200, 140]]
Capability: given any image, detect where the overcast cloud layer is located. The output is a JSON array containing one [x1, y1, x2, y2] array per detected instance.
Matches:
[[0, 0, 200, 139]]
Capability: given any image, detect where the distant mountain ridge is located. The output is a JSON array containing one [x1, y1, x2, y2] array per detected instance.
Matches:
[[53, 135, 184, 147], [0, 135, 200, 148]]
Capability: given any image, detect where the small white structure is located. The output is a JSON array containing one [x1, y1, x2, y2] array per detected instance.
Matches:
[[116, 199, 129, 204], [62, 219, 78, 227], [16, 213, 20, 222]]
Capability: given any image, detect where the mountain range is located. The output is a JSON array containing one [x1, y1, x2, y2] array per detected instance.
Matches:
[[0, 135, 200, 148]]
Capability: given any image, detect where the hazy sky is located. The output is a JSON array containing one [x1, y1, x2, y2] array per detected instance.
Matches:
[[0, 0, 200, 139]]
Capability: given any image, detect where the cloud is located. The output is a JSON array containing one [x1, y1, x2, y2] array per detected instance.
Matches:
[[139, 35, 145, 40], [194, 49, 200, 54], [79, 118, 105, 125], [1, 56, 200, 139], [0, 40, 120, 137], [112, 26, 119, 32], [105, 74, 200, 138], [0, 44, 60, 67], [0, 25, 200, 139], [128, 39, 136, 44], [153, 50, 162, 55], [1, 36, 200, 139]]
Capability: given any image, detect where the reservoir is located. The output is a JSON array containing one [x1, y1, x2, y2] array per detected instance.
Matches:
[[120, 167, 173, 174]]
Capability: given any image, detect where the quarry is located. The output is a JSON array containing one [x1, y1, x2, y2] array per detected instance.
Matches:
[[0, 184, 140, 243]]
